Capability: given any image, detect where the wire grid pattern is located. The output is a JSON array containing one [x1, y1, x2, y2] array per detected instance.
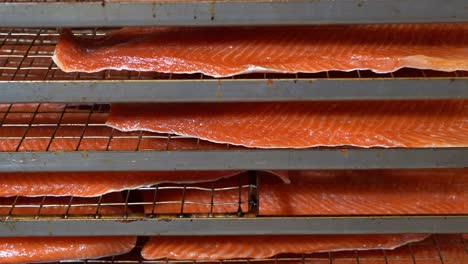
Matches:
[[51, 234, 468, 263], [0, 102, 242, 152], [1, 27, 467, 82], [0, 173, 256, 218]]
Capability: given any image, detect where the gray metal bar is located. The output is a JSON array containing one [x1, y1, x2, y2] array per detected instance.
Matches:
[[0, 148, 466, 172], [1, 78, 467, 103], [0, 216, 466, 236], [0, 0, 467, 27]]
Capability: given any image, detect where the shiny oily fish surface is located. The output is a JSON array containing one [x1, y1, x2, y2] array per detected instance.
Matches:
[[141, 234, 429, 260], [53, 24, 468, 77], [107, 100, 468, 148]]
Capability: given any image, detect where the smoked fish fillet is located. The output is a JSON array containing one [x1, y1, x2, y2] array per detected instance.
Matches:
[[0, 196, 136, 263], [0, 237, 136, 264], [259, 169, 468, 215], [107, 100, 468, 148], [141, 234, 429, 260], [53, 24, 468, 76]]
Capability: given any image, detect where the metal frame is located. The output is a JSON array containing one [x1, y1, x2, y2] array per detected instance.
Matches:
[[2, 78, 467, 103], [0, 0, 467, 27], [0, 148, 466, 172], [0, 5, 467, 242], [0, 216, 466, 236]]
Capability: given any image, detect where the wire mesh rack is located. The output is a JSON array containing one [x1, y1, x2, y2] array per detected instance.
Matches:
[[0, 102, 238, 152], [51, 234, 468, 263], [1, 27, 467, 102], [0, 173, 255, 219]]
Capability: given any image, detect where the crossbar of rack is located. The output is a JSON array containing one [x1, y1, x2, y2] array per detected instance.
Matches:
[[0, 216, 467, 236], [1, 148, 467, 172], [3, 79, 468, 103]]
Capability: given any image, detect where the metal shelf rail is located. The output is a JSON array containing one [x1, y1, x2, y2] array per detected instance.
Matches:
[[0, 0, 467, 27], [0, 28, 467, 102], [2, 216, 467, 236], [2, 149, 467, 172]]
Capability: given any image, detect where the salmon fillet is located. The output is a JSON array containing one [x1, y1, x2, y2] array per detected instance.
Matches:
[[107, 100, 467, 148], [142, 169, 467, 215], [0, 237, 136, 264], [52, 24, 468, 77], [141, 234, 429, 260], [259, 169, 468, 215], [0, 196, 136, 263]]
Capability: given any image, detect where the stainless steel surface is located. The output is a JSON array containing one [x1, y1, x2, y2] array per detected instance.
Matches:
[[2, 148, 467, 172], [0, 78, 468, 103], [0, 0, 467, 27], [0, 216, 467, 236], [1, 28, 467, 102], [4, 79, 468, 103]]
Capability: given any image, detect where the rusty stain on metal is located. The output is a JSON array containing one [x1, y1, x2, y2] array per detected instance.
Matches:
[[1, 221, 17, 232], [79, 152, 89, 160], [209, 0, 216, 20], [152, 2, 157, 18], [339, 149, 349, 156], [48, 221, 53, 236], [266, 79, 274, 87], [117, 219, 138, 223]]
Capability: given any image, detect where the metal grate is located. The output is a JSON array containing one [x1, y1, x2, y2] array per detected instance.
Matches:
[[0, 102, 240, 152], [50, 234, 468, 263], [0, 173, 256, 218], [1, 27, 467, 82]]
